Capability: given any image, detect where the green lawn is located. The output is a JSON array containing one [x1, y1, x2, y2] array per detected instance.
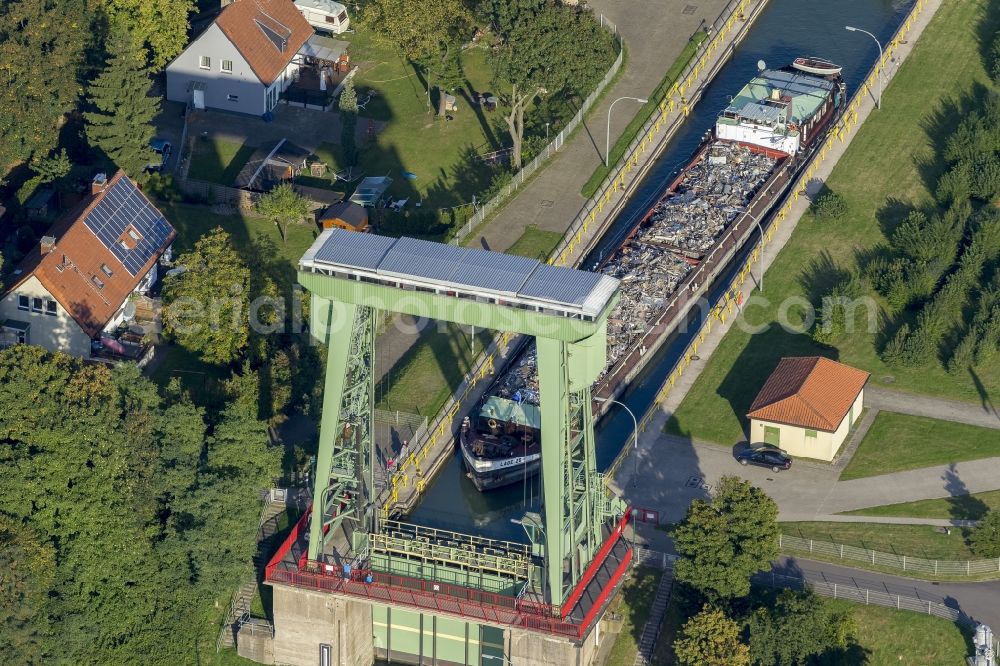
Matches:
[[314, 31, 500, 211], [840, 412, 1000, 480], [843, 489, 1000, 521], [376, 323, 494, 417], [581, 31, 708, 198], [664, 0, 1000, 447], [820, 602, 969, 666], [187, 137, 255, 185], [606, 566, 662, 666], [504, 225, 564, 260], [781, 522, 975, 560]]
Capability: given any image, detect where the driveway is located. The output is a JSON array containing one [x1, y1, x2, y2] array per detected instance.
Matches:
[[617, 433, 1000, 523]]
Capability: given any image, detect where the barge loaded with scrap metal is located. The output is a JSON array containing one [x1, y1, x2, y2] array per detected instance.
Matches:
[[460, 60, 846, 490]]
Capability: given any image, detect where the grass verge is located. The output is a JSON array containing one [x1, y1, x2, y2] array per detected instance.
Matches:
[[840, 412, 1000, 480], [580, 31, 707, 199], [781, 522, 975, 560], [664, 0, 1000, 447], [843, 489, 1000, 521], [605, 566, 662, 666], [505, 225, 565, 260]]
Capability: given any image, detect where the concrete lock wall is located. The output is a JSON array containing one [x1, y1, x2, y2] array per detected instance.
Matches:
[[271, 585, 374, 666], [269, 584, 611, 666]]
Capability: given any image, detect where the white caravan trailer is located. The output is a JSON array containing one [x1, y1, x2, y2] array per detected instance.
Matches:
[[294, 0, 350, 34]]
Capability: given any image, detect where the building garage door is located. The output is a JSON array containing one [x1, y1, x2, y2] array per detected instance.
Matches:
[[763, 426, 781, 446]]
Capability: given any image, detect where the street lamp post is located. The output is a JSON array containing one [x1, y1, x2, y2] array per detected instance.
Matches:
[[845, 26, 884, 109], [606, 97, 648, 166], [740, 208, 765, 292], [596, 397, 639, 485]]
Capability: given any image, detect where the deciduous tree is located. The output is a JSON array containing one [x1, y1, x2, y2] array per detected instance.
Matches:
[[674, 605, 750, 666], [340, 78, 359, 166], [102, 0, 195, 69], [0, 0, 92, 180], [747, 589, 855, 666], [671, 476, 779, 603], [162, 228, 251, 364], [255, 183, 311, 245], [85, 29, 160, 176]]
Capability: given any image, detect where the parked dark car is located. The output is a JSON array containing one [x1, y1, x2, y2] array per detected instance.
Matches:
[[147, 137, 172, 172], [736, 445, 792, 472]]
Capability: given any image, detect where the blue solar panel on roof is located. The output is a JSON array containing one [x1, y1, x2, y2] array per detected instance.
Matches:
[[313, 227, 395, 270], [519, 263, 604, 307], [83, 176, 174, 276]]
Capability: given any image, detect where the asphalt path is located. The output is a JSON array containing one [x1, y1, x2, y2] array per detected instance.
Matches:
[[765, 556, 1000, 631]]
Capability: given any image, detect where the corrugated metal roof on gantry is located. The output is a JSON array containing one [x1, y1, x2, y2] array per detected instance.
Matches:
[[300, 228, 619, 316]]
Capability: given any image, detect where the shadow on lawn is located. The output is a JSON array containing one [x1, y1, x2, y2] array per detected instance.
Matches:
[[715, 326, 839, 444]]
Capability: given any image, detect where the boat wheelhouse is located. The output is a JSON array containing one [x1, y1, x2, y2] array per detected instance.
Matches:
[[460, 396, 541, 491]]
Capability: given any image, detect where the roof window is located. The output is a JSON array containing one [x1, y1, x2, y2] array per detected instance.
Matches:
[[92, 275, 105, 289], [101, 264, 114, 277]]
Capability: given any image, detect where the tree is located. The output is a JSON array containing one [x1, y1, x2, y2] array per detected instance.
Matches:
[[671, 476, 779, 603], [485, 0, 616, 169], [0, 0, 92, 181], [674, 605, 750, 666], [362, 0, 472, 111], [255, 183, 311, 245], [102, 0, 195, 69], [970, 510, 1000, 558], [747, 589, 855, 666], [0, 515, 54, 665], [85, 29, 160, 176], [340, 78, 359, 166], [32, 149, 71, 186], [162, 228, 251, 364]]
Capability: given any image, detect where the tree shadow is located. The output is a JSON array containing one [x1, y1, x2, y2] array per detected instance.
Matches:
[[798, 249, 851, 306], [458, 79, 501, 150], [941, 462, 990, 521], [916, 87, 987, 194], [969, 367, 1000, 420], [875, 196, 917, 239]]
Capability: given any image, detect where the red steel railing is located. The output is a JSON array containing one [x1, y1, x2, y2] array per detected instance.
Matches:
[[265, 504, 633, 639], [560, 507, 631, 618]]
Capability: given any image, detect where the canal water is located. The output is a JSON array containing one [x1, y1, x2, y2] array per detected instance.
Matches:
[[408, 0, 916, 541]]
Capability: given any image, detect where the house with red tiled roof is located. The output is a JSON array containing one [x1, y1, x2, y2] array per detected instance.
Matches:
[[165, 0, 316, 116], [0, 172, 175, 360], [746, 356, 870, 461]]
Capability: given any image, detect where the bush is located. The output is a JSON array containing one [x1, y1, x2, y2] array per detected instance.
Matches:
[[144, 172, 182, 202], [810, 190, 847, 220], [970, 510, 1000, 558]]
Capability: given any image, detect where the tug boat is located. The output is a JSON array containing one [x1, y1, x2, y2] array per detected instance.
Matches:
[[459, 396, 541, 491]]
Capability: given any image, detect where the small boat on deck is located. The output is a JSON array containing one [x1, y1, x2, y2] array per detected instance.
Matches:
[[793, 57, 843, 77]]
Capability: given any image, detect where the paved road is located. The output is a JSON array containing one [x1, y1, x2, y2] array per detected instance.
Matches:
[[867, 386, 1000, 430], [615, 434, 1000, 522], [767, 555, 1000, 631]]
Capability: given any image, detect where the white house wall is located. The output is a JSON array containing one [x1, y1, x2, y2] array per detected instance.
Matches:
[[748, 388, 865, 462], [166, 23, 268, 116], [0, 275, 92, 359]]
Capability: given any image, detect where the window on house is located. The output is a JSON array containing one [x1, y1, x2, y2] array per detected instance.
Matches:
[[17, 295, 29, 311], [15, 330, 27, 344], [200, 56, 211, 69], [805, 428, 818, 439], [31, 297, 43, 313], [92, 276, 105, 290], [101, 264, 113, 277], [120, 240, 130, 251], [228, 94, 239, 102], [45, 300, 57, 316], [127, 229, 141, 241], [222, 59, 233, 73]]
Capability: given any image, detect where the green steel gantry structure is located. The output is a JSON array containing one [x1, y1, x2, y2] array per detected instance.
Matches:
[[298, 229, 622, 606]]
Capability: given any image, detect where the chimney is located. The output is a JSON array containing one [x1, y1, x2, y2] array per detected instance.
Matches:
[[40, 235, 56, 255], [92, 172, 108, 196]]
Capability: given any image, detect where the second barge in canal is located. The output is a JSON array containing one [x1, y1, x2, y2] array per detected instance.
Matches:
[[469, 59, 846, 488]]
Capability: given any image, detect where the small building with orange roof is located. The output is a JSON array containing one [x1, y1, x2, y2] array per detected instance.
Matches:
[[746, 356, 869, 461]]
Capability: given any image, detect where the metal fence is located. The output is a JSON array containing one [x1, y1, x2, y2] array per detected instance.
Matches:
[[779, 533, 1000, 577], [450, 16, 625, 244]]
